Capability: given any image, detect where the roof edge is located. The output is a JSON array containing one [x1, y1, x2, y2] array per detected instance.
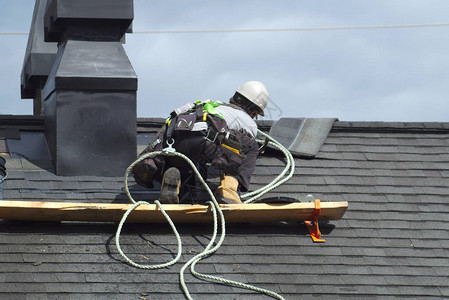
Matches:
[[0, 115, 45, 131], [333, 121, 449, 134], [2, 116, 448, 134]]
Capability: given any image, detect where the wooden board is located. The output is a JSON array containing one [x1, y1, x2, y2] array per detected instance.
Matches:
[[0, 200, 348, 223]]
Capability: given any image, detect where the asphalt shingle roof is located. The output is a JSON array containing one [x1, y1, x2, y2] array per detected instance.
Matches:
[[1, 116, 449, 299]]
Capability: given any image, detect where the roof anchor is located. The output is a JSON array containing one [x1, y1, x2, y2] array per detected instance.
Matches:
[[304, 199, 326, 243]]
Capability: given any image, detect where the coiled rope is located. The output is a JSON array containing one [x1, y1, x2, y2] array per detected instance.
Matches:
[[116, 129, 293, 299]]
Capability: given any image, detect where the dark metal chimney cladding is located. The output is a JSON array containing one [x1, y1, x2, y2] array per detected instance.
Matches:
[[41, 0, 137, 176], [21, 0, 58, 116]]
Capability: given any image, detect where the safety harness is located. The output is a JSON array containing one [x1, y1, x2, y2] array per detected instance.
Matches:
[[164, 100, 246, 176]]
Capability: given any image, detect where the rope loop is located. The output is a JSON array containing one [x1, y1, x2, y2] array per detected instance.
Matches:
[[115, 200, 182, 269]]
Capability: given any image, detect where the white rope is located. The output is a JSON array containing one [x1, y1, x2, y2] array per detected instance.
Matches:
[[116, 133, 292, 299], [116, 150, 183, 269], [115, 199, 182, 269]]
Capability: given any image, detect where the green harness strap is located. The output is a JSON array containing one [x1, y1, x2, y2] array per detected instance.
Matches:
[[202, 100, 224, 119]]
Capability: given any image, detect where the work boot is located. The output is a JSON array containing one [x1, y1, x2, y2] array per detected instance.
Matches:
[[214, 174, 242, 204], [132, 158, 158, 189], [159, 167, 181, 204]]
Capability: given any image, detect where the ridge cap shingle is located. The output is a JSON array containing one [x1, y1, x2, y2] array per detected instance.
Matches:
[[333, 121, 449, 133]]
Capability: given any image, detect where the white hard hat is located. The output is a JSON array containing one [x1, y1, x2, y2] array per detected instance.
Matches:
[[236, 81, 269, 116]]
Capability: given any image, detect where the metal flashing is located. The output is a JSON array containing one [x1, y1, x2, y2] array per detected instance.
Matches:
[[44, 0, 133, 42], [42, 40, 137, 99], [269, 118, 337, 158], [6, 132, 52, 161], [44, 90, 136, 176]]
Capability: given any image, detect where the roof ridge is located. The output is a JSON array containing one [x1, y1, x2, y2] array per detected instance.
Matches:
[[333, 121, 449, 133]]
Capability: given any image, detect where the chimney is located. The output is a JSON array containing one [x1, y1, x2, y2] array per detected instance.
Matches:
[[41, 0, 137, 176], [21, 0, 58, 116]]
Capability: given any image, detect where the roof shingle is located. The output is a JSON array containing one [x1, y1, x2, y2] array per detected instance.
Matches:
[[1, 118, 449, 299]]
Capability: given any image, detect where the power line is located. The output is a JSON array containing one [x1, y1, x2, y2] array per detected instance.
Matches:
[[1, 23, 449, 36], [0, 32, 28, 35], [133, 23, 449, 34]]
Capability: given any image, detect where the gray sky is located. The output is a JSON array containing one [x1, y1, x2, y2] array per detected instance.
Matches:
[[1, 0, 449, 121]]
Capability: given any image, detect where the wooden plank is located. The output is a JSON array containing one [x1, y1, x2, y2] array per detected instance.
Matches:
[[0, 200, 348, 223]]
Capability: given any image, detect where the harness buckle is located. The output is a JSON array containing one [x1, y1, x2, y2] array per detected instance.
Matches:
[[150, 138, 162, 150], [204, 130, 219, 143]]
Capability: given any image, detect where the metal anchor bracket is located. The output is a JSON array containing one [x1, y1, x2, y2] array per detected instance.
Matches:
[[304, 199, 326, 243]]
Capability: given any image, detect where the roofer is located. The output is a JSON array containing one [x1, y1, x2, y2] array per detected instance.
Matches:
[[132, 81, 269, 204]]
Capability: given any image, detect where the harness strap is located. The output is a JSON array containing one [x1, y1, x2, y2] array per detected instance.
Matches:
[[165, 115, 177, 142]]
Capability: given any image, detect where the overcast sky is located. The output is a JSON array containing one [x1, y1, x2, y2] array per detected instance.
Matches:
[[1, 0, 448, 122]]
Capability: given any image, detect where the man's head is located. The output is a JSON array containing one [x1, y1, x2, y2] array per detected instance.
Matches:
[[230, 81, 269, 119]]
